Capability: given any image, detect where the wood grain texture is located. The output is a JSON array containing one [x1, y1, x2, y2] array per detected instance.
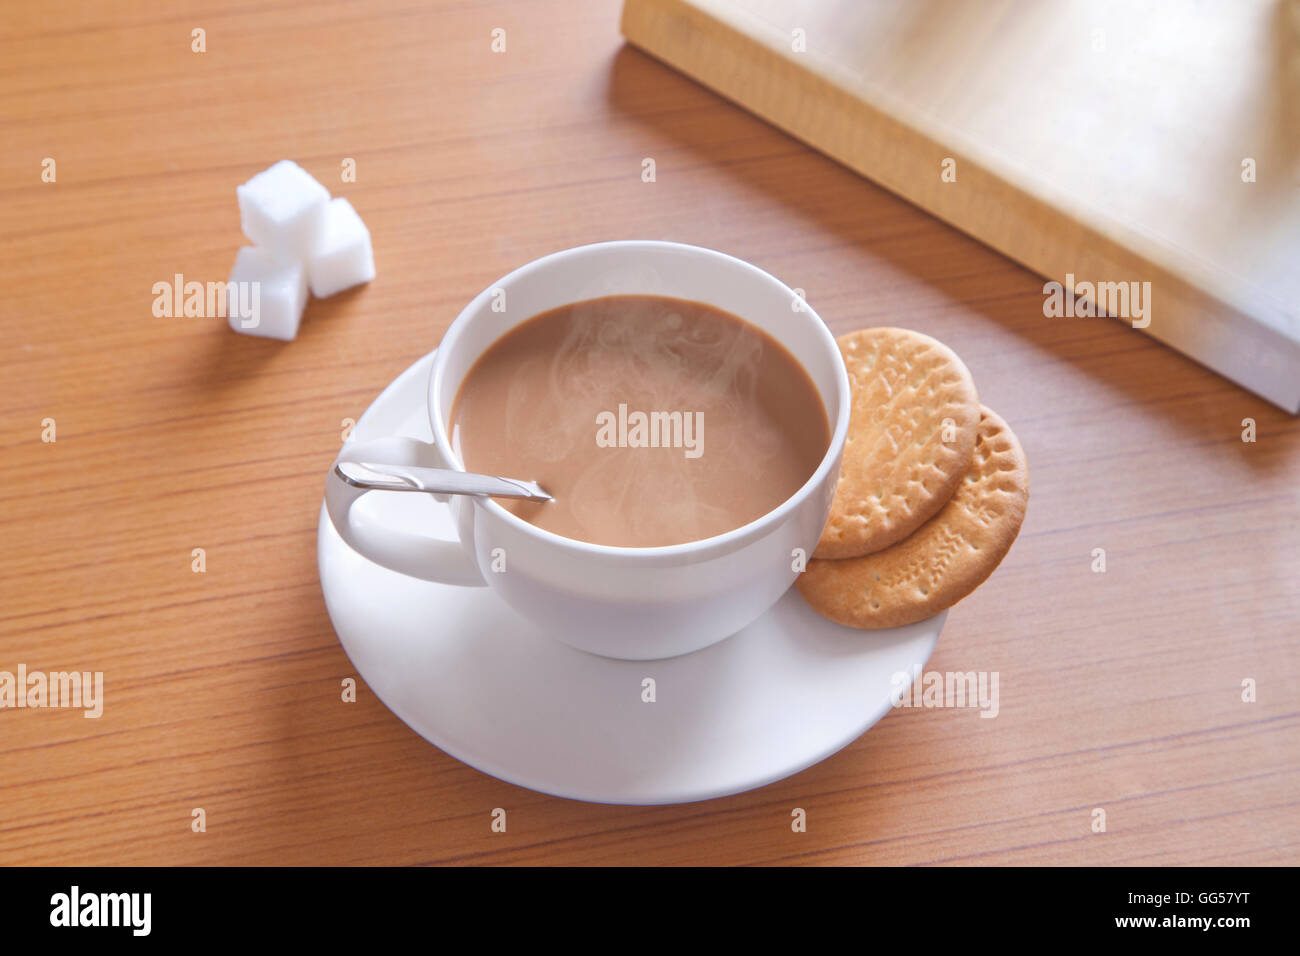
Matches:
[[1, 0, 1297, 866], [622, 0, 1300, 412]]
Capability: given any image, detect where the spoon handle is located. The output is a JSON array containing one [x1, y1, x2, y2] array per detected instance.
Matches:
[[335, 461, 552, 502]]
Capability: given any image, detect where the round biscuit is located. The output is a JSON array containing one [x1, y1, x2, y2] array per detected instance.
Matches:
[[814, 327, 980, 558], [798, 405, 1028, 629]]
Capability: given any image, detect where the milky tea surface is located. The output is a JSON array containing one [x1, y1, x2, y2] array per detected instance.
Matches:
[[451, 295, 830, 547]]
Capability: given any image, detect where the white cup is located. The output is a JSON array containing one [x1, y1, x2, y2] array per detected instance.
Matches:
[[325, 241, 850, 660]]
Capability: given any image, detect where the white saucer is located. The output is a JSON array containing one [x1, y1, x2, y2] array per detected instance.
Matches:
[[317, 350, 945, 805]]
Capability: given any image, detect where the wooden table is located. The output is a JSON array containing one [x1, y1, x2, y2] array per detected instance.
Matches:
[[2, 0, 1296, 866]]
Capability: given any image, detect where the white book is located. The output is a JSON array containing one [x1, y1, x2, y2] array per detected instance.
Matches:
[[623, 0, 1300, 413]]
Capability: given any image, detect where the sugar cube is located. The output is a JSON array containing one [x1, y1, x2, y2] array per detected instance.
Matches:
[[236, 160, 330, 260], [227, 246, 308, 341], [306, 198, 376, 298]]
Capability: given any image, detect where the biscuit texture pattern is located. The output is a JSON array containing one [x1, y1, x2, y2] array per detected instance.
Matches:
[[799, 405, 1028, 629], [814, 328, 979, 558]]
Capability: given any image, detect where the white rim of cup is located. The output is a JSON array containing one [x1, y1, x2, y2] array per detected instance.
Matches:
[[428, 240, 851, 562]]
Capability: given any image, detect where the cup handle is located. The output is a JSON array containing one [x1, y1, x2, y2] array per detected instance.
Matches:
[[325, 436, 487, 587]]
